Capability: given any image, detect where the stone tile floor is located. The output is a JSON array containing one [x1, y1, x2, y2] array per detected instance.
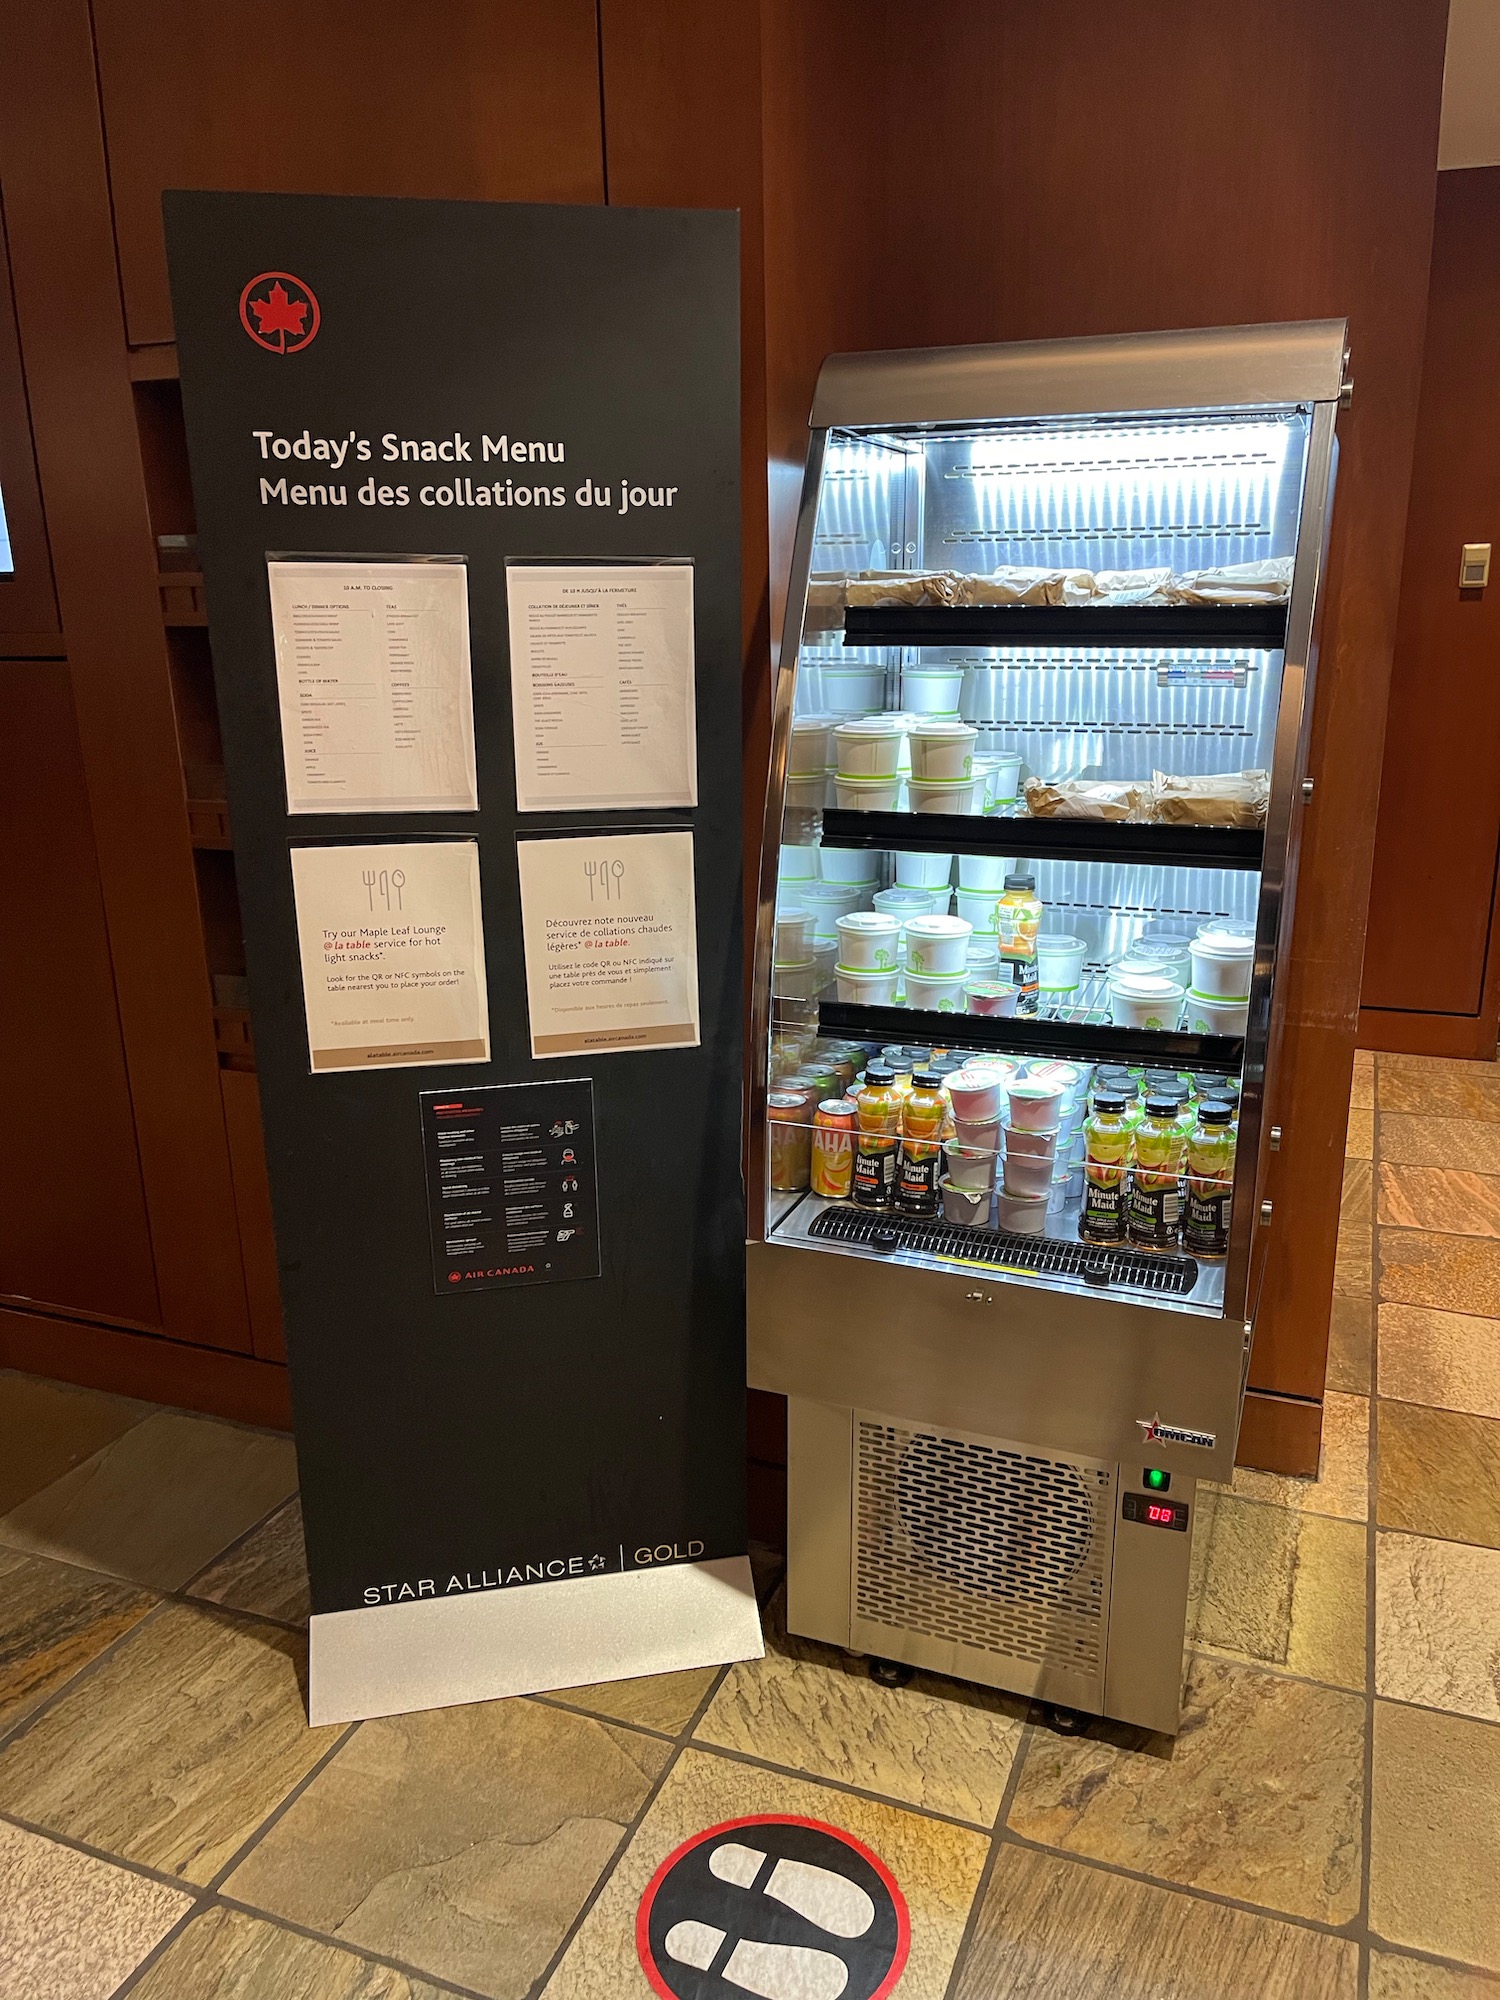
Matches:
[[2, 1048, 1500, 1997]]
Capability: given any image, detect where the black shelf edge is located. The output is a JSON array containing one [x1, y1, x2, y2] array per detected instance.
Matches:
[[842, 603, 1289, 648], [816, 1000, 1245, 1071], [818, 810, 1265, 871]]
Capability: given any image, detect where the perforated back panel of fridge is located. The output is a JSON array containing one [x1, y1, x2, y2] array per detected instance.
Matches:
[[851, 1411, 1115, 1706]]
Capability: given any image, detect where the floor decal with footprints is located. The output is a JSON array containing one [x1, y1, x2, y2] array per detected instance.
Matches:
[[637, 1815, 910, 2000]]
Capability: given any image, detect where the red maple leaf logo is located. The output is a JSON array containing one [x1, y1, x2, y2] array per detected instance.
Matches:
[[239, 272, 320, 354], [250, 280, 307, 340]]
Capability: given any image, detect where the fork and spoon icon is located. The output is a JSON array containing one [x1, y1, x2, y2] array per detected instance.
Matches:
[[584, 857, 626, 902]]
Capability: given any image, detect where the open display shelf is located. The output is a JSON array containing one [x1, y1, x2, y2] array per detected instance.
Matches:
[[818, 809, 1264, 870], [841, 603, 1289, 649], [814, 998, 1246, 1070]]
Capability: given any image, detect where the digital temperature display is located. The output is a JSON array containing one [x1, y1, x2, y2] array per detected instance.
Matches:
[[1122, 1491, 1190, 1532]]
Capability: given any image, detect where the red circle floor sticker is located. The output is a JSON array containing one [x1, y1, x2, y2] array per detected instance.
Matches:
[[239, 271, 320, 354], [638, 1815, 910, 2000]]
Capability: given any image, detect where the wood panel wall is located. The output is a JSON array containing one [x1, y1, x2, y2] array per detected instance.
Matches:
[[1362, 167, 1500, 1060], [0, 0, 1449, 1483]]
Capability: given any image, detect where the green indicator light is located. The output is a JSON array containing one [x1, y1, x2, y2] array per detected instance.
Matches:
[[1144, 1467, 1169, 1491]]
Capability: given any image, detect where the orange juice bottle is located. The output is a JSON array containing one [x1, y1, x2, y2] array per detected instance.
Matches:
[[852, 1064, 900, 1208], [895, 1069, 945, 1216], [997, 872, 1042, 1016]]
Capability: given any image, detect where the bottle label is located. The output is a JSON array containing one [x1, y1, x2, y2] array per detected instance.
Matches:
[[895, 1145, 941, 1215], [1184, 1185, 1232, 1255], [1127, 1178, 1182, 1246], [1003, 954, 1039, 1016], [852, 1140, 897, 1208], [1080, 1176, 1126, 1242]]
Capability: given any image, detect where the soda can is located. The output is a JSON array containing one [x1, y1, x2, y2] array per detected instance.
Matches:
[[811, 1098, 857, 1199]]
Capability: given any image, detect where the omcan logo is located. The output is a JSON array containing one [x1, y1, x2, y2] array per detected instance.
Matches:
[[240, 271, 320, 355]]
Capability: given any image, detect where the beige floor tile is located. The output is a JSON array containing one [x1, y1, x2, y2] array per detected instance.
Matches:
[[132, 1905, 457, 1998], [1352, 1048, 1376, 1111], [694, 1589, 1026, 1823], [0, 1601, 337, 1883], [540, 1666, 718, 1736], [543, 1746, 987, 2000], [0, 1411, 297, 1591], [1377, 1532, 1500, 1723], [1348, 1106, 1375, 1159], [1371, 1700, 1500, 1970], [1370, 1952, 1500, 1998], [1213, 1390, 1369, 1522], [951, 1842, 1357, 2000], [1378, 1401, 1500, 1549], [1382, 1115, 1500, 1176], [0, 1546, 155, 1738], [188, 1499, 310, 1625], [1380, 1304, 1500, 1420], [0, 1817, 191, 2000], [1328, 1294, 1374, 1395], [1379, 1055, 1500, 1122], [0, 1370, 151, 1516], [1189, 1491, 1366, 1691], [1335, 1158, 1373, 1296], [1007, 1654, 1365, 1922], [1380, 1165, 1500, 1238], [1381, 1230, 1500, 1318], [226, 1696, 668, 2000]]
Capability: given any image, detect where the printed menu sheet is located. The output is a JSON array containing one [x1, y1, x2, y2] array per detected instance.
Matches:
[[419, 1079, 601, 1294], [268, 557, 478, 813], [291, 840, 490, 1072], [515, 829, 699, 1058], [506, 563, 696, 811]]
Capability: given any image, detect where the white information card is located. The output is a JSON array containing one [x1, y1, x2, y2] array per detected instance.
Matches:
[[506, 563, 697, 812], [516, 830, 700, 1058], [268, 558, 478, 814], [291, 841, 490, 1072]]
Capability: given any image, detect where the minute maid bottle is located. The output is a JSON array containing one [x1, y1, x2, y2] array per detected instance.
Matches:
[[1127, 1094, 1188, 1249], [996, 872, 1042, 1015], [1183, 1098, 1237, 1256]]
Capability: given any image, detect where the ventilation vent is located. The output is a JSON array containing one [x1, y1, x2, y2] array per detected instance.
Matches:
[[853, 1415, 1113, 1679], [809, 1204, 1199, 1295]]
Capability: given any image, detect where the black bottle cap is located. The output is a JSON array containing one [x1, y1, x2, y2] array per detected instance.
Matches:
[[1144, 1094, 1181, 1119], [912, 1069, 943, 1089], [1003, 872, 1036, 891], [863, 1064, 895, 1084], [1199, 1099, 1236, 1124], [1093, 1093, 1129, 1113]]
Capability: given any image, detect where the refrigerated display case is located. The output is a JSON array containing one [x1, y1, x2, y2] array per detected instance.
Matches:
[[749, 320, 1346, 1731]]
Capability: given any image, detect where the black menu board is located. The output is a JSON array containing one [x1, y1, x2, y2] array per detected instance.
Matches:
[[420, 1079, 600, 1292]]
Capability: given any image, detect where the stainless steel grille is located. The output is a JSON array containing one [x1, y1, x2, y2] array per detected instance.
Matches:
[[853, 1414, 1114, 1674]]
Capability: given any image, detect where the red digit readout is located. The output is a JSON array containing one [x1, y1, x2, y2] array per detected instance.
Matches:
[[1146, 1503, 1174, 1523]]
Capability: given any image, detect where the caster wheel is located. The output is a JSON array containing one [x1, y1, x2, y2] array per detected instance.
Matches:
[[1043, 1703, 1090, 1737], [869, 1657, 914, 1689]]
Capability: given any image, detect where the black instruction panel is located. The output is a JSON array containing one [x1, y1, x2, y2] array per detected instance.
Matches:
[[420, 1080, 600, 1293]]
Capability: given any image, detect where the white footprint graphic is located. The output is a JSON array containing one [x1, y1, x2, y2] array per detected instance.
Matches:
[[722, 1938, 850, 2000], [710, 1842, 769, 1890], [763, 1858, 875, 1940], [665, 1919, 726, 1971]]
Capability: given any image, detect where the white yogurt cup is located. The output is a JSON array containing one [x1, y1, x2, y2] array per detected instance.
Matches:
[[965, 938, 1000, 973], [818, 845, 882, 885], [833, 718, 905, 777], [994, 1188, 1049, 1234], [893, 849, 953, 889], [1191, 927, 1255, 999], [835, 911, 901, 971], [798, 882, 868, 944], [1187, 990, 1251, 1035], [1003, 1122, 1059, 1161], [874, 886, 936, 920], [821, 666, 888, 715], [945, 1144, 997, 1192], [909, 720, 978, 781], [775, 909, 812, 961], [1108, 970, 1185, 1030], [958, 853, 1011, 892], [1128, 936, 1194, 985], [948, 1065, 1008, 1124], [941, 1179, 992, 1227], [1037, 933, 1087, 993], [788, 715, 835, 776], [834, 773, 903, 812], [1007, 1077, 1067, 1130], [982, 750, 1022, 806], [834, 964, 901, 1006], [771, 962, 820, 1000], [901, 667, 965, 713], [908, 775, 984, 816], [780, 841, 818, 881], [955, 887, 1001, 935], [1003, 1152, 1054, 1199], [785, 773, 825, 811], [904, 914, 973, 976], [904, 969, 967, 1012], [952, 1116, 1001, 1153], [966, 978, 1019, 1016]]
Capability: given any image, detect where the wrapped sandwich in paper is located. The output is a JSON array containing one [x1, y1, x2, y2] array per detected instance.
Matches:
[[1151, 768, 1270, 828], [1024, 776, 1150, 821], [803, 578, 846, 633], [845, 569, 969, 608], [1091, 567, 1175, 604], [1167, 558, 1294, 605], [967, 566, 1097, 606]]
